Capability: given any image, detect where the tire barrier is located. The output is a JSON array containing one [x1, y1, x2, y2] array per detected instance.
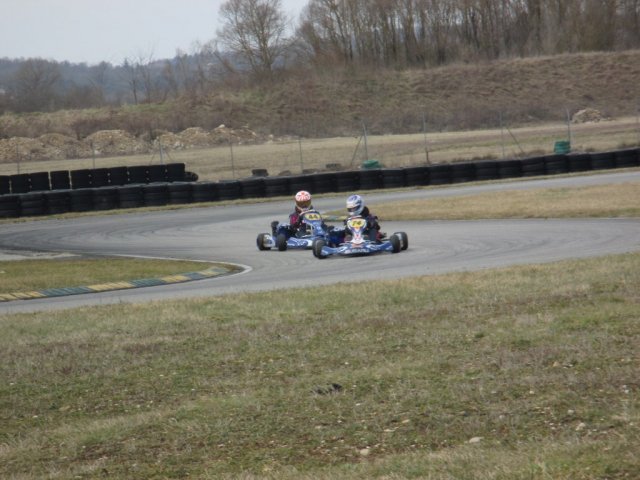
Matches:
[[239, 178, 265, 199], [451, 162, 477, 183], [191, 182, 219, 203], [70, 169, 92, 189], [91, 168, 110, 188], [381, 168, 406, 189], [69, 189, 94, 212], [521, 156, 546, 177], [0, 175, 10, 195], [404, 166, 429, 186], [590, 151, 615, 170], [0, 194, 20, 218], [1, 150, 638, 219], [287, 174, 315, 195], [127, 165, 148, 184], [429, 164, 452, 185], [29, 172, 50, 192], [108, 166, 129, 186], [147, 164, 167, 183], [92, 186, 119, 211], [19, 192, 46, 217], [498, 159, 522, 178], [217, 180, 242, 201], [264, 177, 290, 197], [312, 172, 337, 193], [567, 153, 591, 172], [615, 148, 639, 168], [544, 154, 569, 175], [50, 170, 71, 190], [475, 161, 500, 181], [167, 182, 192, 205], [335, 171, 359, 192], [10, 174, 30, 194], [117, 185, 145, 209], [142, 183, 169, 207], [44, 190, 71, 215], [166, 163, 186, 182], [358, 169, 383, 190]]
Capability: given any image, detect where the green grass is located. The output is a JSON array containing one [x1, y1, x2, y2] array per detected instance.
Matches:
[[0, 257, 222, 293], [1, 253, 638, 478]]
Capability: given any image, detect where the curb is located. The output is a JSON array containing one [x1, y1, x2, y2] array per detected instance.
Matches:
[[0, 265, 235, 302]]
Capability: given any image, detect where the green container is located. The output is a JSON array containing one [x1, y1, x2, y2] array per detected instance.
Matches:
[[553, 140, 571, 154], [362, 159, 382, 169]]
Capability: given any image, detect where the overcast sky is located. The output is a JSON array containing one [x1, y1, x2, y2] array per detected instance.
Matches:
[[0, 0, 304, 65]]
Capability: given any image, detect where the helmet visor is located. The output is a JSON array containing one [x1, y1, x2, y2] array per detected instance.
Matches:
[[296, 199, 311, 209]]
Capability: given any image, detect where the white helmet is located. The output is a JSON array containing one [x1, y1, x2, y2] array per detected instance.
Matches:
[[295, 190, 312, 212], [346, 194, 364, 217]]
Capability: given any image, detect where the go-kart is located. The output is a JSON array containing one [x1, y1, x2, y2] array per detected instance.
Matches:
[[312, 216, 408, 259], [256, 209, 339, 251]]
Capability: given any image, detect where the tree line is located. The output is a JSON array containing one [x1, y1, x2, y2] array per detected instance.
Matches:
[[1, 0, 639, 115]]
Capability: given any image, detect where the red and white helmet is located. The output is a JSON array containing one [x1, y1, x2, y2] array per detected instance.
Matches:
[[294, 190, 312, 212]]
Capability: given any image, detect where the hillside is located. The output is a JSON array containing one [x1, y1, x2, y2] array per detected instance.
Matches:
[[1, 50, 640, 163]]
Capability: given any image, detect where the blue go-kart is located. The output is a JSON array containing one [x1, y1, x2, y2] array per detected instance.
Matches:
[[256, 209, 340, 251], [312, 216, 408, 259]]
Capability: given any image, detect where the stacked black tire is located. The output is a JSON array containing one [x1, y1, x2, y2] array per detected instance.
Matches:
[[0, 149, 638, 219]]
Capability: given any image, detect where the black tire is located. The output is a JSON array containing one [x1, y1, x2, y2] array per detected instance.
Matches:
[[404, 166, 429, 186], [69, 189, 94, 212], [239, 178, 265, 199], [9, 174, 30, 194], [358, 169, 382, 190], [498, 160, 522, 179], [148, 164, 167, 183], [50, 170, 71, 190], [393, 231, 409, 250], [287, 175, 315, 196], [166, 163, 186, 182], [0, 194, 20, 218], [544, 154, 568, 175], [92, 187, 119, 211], [313, 172, 337, 194], [256, 233, 271, 251], [567, 154, 592, 172], [390, 234, 401, 253], [167, 182, 192, 204], [44, 190, 71, 214], [108, 166, 128, 186], [381, 168, 406, 189], [521, 156, 546, 177], [428, 164, 452, 185], [475, 161, 499, 181], [128, 165, 148, 184], [19, 192, 46, 216], [91, 168, 110, 188], [614, 148, 639, 168], [590, 151, 615, 170], [217, 180, 242, 201], [451, 162, 476, 183], [276, 233, 288, 251], [29, 172, 50, 192], [191, 182, 219, 203], [335, 171, 359, 192], [70, 169, 92, 189], [142, 183, 169, 206], [313, 238, 327, 259], [0, 175, 10, 195], [264, 177, 290, 197]]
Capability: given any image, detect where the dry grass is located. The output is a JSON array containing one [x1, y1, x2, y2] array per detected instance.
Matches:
[[1, 253, 638, 478], [372, 180, 640, 221]]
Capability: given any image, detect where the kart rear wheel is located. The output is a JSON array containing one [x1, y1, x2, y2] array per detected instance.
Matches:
[[390, 234, 401, 253], [276, 233, 288, 251], [256, 233, 271, 251], [313, 238, 327, 259], [393, 231, 409, 250]]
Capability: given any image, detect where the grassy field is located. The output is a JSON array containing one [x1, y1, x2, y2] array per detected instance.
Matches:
[[0, 257, 224, 294], [0, 252, 638, 478]]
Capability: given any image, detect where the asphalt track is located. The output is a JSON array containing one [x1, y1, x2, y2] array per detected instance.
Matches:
[[0, 170, 639, 314]]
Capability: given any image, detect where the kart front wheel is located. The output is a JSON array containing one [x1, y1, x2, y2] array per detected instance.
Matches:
[[256, 233, 271, 251], [390, 234, 401, 253], [393, 232, 409, 250], [276, 233, 288, 251], [313, 239, 327, 259]]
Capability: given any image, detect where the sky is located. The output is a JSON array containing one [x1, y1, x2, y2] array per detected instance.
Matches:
[[0, 0, 304, 65]]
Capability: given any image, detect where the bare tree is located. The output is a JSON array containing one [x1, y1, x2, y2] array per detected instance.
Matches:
[[217, 0, 290, 79], [10, 59, 61, 112]]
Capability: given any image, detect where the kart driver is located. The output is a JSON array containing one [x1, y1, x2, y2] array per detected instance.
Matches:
[[344, 194, 381, 242], [272, 190, 314, 237]]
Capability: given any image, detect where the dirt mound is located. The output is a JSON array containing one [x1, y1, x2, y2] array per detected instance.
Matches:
[[84, 130, 150, 156], [156, 125, 260, 150], [572, 108, 609, 123]]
